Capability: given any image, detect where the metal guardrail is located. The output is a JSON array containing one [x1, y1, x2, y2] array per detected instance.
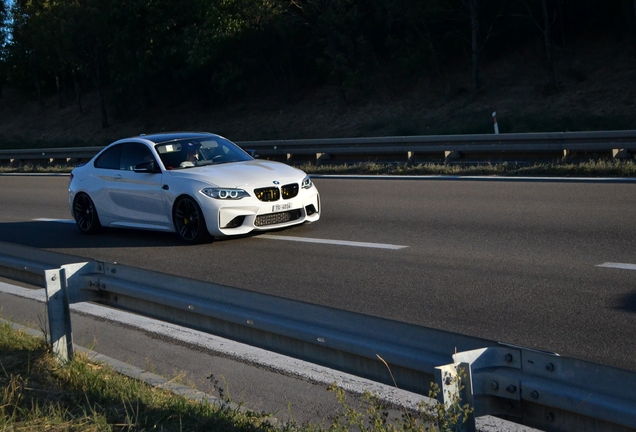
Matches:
[[1, 130, 635, 165], [1, 241, 635, 432]]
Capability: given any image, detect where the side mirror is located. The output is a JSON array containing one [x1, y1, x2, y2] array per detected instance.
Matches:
[[245, 149, 259, 159], [134, 161, 160, 173]]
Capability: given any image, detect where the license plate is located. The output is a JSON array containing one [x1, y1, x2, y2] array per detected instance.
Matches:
[[272, 203, 292, 212]]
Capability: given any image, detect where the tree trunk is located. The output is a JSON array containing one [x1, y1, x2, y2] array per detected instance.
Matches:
[[71, 68, 83, 114], [469, 0, 480, 92], [34, 64, 44, 107], [94, 59, 109, 129], [631, 0, 636, 57], [56, 74, 63, 108], [542, 0, 557, 92]]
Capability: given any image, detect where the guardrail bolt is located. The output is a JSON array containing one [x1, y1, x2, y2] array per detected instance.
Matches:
[[546, 412, 555, 422], [546, 363, 555, 372], [531, 390, 540, 400], [506, 385, 517, 393], [51, 275, 57, 281], [490, 381, 499, 390], [504, 353, 513, 362]]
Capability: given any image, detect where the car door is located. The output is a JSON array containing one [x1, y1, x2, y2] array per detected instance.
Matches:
[[90, 143, 123, 222], [110, 142, 171, 228]]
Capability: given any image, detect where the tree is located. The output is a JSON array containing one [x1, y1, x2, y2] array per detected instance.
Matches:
[[629, 0, 636, 57], [467, 0, 481, 91], [519, 0, 559, 93], [0, 0, 8, 98]]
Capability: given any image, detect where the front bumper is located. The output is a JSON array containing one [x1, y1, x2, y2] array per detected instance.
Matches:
[[200, 190, 321, 236]]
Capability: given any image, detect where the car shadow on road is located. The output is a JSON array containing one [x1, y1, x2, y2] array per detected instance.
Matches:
[[616, 292, 636, 314], [0, 221, 185, 249]]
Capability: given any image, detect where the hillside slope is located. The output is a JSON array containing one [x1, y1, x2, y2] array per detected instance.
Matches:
[[1, 39, 635, 148]]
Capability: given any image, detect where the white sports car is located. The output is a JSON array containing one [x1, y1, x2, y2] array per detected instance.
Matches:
[[68, 132, 320, 243]]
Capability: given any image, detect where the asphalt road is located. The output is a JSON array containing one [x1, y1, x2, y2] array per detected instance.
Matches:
[[0, 174, 635, 373]]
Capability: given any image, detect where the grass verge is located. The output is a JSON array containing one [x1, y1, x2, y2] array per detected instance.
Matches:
[[0, 321, 472, 431], [299, 160, 636, 178], [1, 159, 635, 177]]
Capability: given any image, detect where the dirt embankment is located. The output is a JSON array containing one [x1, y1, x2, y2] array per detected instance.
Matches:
[[1, 39, 635, 148]]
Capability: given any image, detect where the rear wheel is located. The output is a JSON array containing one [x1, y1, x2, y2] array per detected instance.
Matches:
[[73, 193, 102, 234], [173, 196, 211, 244]]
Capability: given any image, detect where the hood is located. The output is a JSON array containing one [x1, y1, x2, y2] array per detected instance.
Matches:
[[166, 160, 306, 188]]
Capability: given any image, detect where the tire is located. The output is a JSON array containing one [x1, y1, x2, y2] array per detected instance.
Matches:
[[73, 193, 102, 234], [173, 196, 211, 244]]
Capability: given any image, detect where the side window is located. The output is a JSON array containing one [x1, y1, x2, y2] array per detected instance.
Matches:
[[120, 143, 155, 171], [94, 144, 122, 170]]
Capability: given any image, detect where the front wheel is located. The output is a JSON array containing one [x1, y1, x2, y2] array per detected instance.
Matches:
[[173, 196, 211, 244], [73, 193, 102, 234]]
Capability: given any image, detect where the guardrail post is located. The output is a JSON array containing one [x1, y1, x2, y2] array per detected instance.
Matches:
[[435, 362, 476, 432], [439, 345, 636, 432], [407, 151, 416, 166], [612, 148, 629, 159], [316, 152, 331, 165], [444, 150, 461, 162], [44, 268, 74, 363], [43, 261, 102, 364]]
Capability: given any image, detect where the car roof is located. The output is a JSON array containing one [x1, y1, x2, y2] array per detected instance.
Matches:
[[135, 132, 221, 144]]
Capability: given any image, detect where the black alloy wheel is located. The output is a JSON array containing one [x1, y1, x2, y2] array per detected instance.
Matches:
[[173, 196, 210, 244], [73, 193, 102, 234]]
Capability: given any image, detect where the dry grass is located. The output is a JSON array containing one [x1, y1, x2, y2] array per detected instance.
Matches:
[[0, 321, 474, 431], [3, 160, 634, 178]]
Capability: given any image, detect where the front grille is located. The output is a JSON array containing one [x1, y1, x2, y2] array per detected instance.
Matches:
[[281, 183, 299, 199], [255, 187, 280, 202], [255, 209, 302, 227]]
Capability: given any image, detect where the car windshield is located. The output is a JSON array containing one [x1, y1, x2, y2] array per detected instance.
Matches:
[[154, 136, 253, 170]]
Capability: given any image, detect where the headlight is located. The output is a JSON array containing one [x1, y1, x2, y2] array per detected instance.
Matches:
[[301, 175, 313, 189], [201, 188, 250, 200]]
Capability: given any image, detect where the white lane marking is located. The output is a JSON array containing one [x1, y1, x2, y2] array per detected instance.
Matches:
[[33, 218, 75, 224], [596, 262, 636, 271], [260, 234, 408, 250], [33, 219, 409, 250]]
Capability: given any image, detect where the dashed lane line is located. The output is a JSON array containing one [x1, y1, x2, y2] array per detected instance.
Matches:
[[596, 262, 636, 271], [260, 234, 408, 250], [33, 219, 409, 250], [34, 218, 75, 223]]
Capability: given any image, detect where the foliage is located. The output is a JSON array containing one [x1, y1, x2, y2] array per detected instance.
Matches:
[[326, 372, 473, 432], [0, 320, 476, 431], [1, 0, 635, 119], [0, 321, 282, 431], [297, 160, 636, 178]]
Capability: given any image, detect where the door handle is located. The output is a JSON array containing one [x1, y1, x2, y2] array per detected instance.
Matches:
[[113, 174, 122, 180]]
